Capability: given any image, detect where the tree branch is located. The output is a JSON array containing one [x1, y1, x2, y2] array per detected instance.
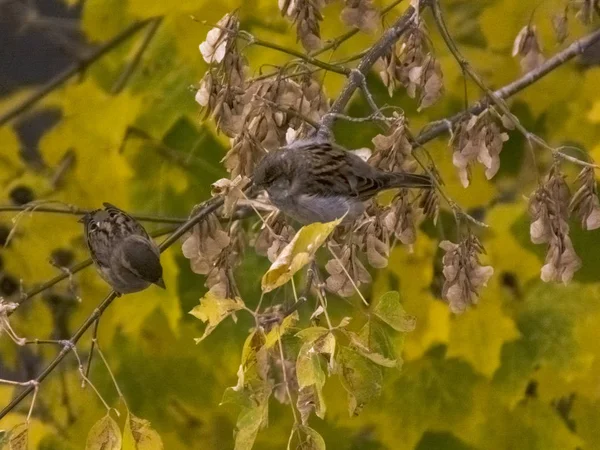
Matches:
[[8, 226, 177, 317], [110, 17, 163, 94], [318, 5, 418, 138], [0, 19, 154, 126], [417, 5, 600, 148], [0, 292, 119, 420], [0, 204, 187, 224]]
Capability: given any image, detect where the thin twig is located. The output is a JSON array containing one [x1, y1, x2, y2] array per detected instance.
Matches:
[[311, 0, 405, 56], [0, 204, 187, 224], [239, 32, 350, 76], [0, 19, 153, 126], [318, 4, 419, 137], [83, 318, 100, 383], [418, 6, 600, 150], [0, 291, 119, 420], [8, 226, 177, 317], [254, 95, 320, 130], [111, 17, 163, 94]]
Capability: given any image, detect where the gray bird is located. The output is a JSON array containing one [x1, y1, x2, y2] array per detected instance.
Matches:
[[253, 141, 432, 224], [80, 203, 165, 295]]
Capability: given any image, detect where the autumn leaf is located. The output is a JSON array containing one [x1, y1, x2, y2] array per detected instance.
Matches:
[[261, 218, 341, 293], [122, 412, 164, 450], [447, 296, 520, 377], [85, 415, 122, 450], [189, 286, 245, 342]]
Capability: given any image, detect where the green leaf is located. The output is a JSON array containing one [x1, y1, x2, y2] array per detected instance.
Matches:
[[262, 219, 341, 293], [297, 425, 326, 450], [234, 401, 269, 450], [346, 321, 401, 369], [122, 412, 164, 450], [336, 346, 383, 416], [189, 286, 245, 342], [373, 291, 416, 332], [296, 341, 327, 389], [295, 327, 331, 344], [85, 415, 122, 450]]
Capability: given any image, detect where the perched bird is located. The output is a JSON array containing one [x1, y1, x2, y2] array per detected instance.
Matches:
[[80, 203, 165, 295], [253, 140, 433, 224]]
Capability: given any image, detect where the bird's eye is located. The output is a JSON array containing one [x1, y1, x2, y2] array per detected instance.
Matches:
[[109, 212, 118, 219], [89, 223, 98, 232]]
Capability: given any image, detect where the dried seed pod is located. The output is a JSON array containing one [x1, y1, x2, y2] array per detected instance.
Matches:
[[325, 244, 371, 297], [340, 0, 380, 33], [362, 212, 391, 268], [370, 114, 417, 173], [574, 0, 599, 25], [383, 191, 418, 246], [281, 0, 324, 51], [254, 213, 296, 262], [529, 164, 581, 284], [211, 175, 251, 218], [450, 111, 510, 188], [512, 25, 545, 72], [199, 14, 239, 64], [377, 23, 444, 109], [569, 166, 600, 231], [181, 211, 230, 275], [551, 11, 569, 44], [439, 234, 494, 314]]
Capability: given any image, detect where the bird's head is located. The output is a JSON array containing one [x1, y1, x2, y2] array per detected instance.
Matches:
[[253, 149, 291, 193]]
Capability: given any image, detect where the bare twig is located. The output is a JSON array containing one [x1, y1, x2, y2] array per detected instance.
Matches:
[[418, 6, 600, 150], [0, 292, 119, 420], [318, 5, 419, 137], [8, 226, 177, 317], [0, 204, 187, 224], [111, 17, 163, 94], [0, 19, 154, 126], [312, 0, 405, 56]]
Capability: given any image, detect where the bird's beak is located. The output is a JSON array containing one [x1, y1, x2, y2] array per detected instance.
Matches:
[[154, 278, 166, 289]]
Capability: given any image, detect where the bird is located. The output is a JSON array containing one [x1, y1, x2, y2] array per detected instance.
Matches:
[[253, 140, 433, 224], [79, 203, 165, 295]]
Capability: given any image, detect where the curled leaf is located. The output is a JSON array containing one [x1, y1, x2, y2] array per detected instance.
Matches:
[[262, 218, 341, 292]]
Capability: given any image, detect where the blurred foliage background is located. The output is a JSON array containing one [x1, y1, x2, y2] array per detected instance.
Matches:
[[1, 0, 600, 449]]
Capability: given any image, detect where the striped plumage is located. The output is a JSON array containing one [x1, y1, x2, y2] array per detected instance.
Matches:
[[253, 141, 432, 224], [80, 203, 165, 294]]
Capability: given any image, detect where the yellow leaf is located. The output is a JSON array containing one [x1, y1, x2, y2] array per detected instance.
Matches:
[[0, 127, 23, 186], [297, 425, 326, 450], [447, 295, 520, 377], [190, 286, 245, 342], [85, 415, 122, 450], [261, 218, 341, 292], [122, 412, 164, 450], [263, 312, 298, 349], [5, 423, 27, 450]]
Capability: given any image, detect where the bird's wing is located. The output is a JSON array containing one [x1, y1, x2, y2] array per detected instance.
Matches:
[[297, 143, 381, 199], [117, 235, 163, 283], [102, 202, 149, 238]]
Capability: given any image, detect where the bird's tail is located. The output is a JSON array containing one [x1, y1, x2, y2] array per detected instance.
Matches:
[[384, 172, 433, 189]]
